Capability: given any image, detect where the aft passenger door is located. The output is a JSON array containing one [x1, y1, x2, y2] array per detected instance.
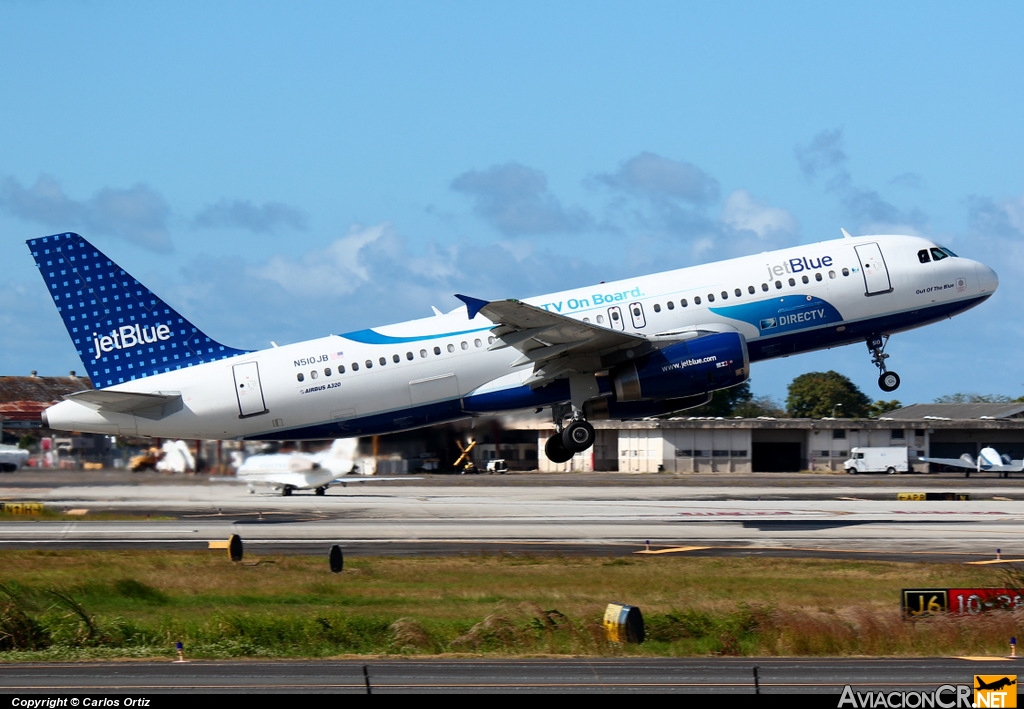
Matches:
[[854, 243, 893, 296], [233, 362, 269, 418]]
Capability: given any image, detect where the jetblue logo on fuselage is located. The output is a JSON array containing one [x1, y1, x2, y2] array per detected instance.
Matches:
[[92, 324, 172, 360], [765, 255, 834, 280]]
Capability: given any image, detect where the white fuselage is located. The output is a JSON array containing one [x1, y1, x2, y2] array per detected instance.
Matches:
[[44, 234, 998, 440]]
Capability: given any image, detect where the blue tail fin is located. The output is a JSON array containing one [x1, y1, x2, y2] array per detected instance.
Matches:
[[28, 233, 248, 389]]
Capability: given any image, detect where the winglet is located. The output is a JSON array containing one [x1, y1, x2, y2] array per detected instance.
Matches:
[[455, 294, 489, 319], [841, 228, 853, 239]]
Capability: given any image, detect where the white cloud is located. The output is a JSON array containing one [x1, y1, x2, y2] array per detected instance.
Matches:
[[0, 175, 172, 252], [192, 199, 308, 233], [451, 163, 590, 236], [595, 152, 719, 205], [721, 189, 798, 238], [251, 223, 386, 297]]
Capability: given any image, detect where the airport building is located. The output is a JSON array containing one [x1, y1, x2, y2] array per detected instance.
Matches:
[[493, 403, 1024, 473]]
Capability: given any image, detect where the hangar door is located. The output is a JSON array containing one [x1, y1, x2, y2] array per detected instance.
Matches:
[[752, 442, 802, 472]]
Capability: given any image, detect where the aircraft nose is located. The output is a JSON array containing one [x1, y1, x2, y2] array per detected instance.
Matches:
[[976, 262, 999, 295]]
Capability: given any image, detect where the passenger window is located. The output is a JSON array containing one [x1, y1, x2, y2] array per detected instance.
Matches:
[[393, 354, 401, 363], [339, 365, 346, 374], [310, 370, 318, 379], [297, 373, 304, 382], [707, 294, 714, 302], [379, 356, 387, 366], [694, 296, 702, 305], [918, 249, 931, 264], [461, 341, 468, 350], [667, 301, 674, 310], [488, 336, 495, 344], [735, 288, 741, 297], [433, 346, 441, 355], [721, 291, 728, 300], [815, 273, 823, 282], [653, 303, 661, 313], [447, 343, 455, 353], [842, 267, 850, 276], [365, 360, 373, 368], [829, 271, 836, 279], [352, 362, 359, 371], [681, 299, 688, 307], [407, 352, 414, 360], [597, 315, 605, 323], [325, 368, 332, 376], [802, 275, 808, 284], [761, 283, 769, 292], [748, 285, 755, 294], [420, 349, 427, 358], [788, 278, 795, 287], [474, 339, 481, 347], [775, 281, 782, 289]]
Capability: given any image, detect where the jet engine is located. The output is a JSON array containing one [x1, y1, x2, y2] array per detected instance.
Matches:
[[610, 331, 749, 402]]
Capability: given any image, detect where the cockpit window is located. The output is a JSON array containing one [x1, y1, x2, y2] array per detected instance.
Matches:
[[930, 248, 949, 261], [940, 246, 957, 257], [918, 249, 931, 264]]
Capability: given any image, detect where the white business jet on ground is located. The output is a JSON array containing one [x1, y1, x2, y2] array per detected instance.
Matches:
[[28, 230, 997, 463]]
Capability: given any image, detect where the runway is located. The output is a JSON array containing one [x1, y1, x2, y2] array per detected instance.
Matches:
[[1, 657, 1020, 694], [3, 470, 1024, 561]]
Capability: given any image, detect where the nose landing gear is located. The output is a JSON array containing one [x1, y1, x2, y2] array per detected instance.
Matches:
[[868, 335, 901, 392]]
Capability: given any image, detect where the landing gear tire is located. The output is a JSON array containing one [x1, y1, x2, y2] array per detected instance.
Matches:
[[562, 420, 596, 452], [315, 486, 327, 496], [545, 434, 575, 464], [281, 486, 293, 497], [878, 371, 900, 392]]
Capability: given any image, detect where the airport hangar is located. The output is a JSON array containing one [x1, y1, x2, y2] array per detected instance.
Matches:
[[3, 374, 1024, 474]]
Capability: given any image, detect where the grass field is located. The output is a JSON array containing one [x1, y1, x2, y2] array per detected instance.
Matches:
[[0, 550, 1019, 660]]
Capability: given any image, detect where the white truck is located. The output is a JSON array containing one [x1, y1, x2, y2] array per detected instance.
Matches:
[[843, 446, 915, 475], [0, 444, 30, 473]]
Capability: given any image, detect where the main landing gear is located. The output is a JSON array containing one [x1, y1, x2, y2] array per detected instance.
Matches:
[[868, 334, 901, 393], [544, 403, 596, 464]]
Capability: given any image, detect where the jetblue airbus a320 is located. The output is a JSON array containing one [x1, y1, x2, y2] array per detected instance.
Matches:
[[28, 230, 998, 463]]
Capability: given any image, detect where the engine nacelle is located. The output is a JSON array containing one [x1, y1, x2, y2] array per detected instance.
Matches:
[[611, 332, 749, 402]]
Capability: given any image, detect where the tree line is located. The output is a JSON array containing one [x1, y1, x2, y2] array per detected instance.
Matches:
[[686, 371, 1022, 419]]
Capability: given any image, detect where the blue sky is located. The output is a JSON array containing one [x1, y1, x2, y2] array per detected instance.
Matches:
[[2, 1, 1022, 408]]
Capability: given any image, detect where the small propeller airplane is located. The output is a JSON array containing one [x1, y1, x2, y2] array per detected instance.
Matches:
[[922, 447, 1024, 478]]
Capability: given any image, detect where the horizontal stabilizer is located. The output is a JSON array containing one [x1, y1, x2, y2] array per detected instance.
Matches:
[[64, 389, 182, 418]]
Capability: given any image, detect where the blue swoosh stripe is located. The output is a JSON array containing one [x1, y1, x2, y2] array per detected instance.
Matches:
[[341, 326, 492, 345]]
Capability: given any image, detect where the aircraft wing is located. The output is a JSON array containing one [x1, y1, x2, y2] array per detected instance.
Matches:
[[63, 390, 182, 418], [330, 476, 422, 486], [920, 455, 977, 470], [456, 294, 650, 385]]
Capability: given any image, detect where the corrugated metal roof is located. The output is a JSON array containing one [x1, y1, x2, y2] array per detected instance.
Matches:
[[883, 403, 1024, 420], [0, 375, 92, 406]]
